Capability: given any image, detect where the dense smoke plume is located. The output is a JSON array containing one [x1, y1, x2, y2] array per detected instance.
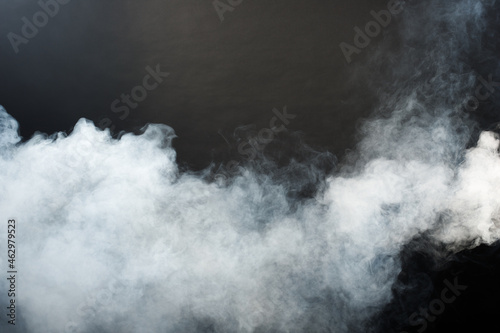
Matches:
[[1, 0, 499, 332]]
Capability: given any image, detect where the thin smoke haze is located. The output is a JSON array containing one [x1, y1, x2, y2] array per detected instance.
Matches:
[[1, 0, 499, 332]]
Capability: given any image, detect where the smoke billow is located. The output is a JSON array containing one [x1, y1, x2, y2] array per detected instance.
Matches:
[[1, 0, 499, 332]]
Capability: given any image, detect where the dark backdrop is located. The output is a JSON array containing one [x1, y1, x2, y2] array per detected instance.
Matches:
[[0, 0, 392, 170]]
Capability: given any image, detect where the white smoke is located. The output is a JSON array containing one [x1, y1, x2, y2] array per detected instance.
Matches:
[[1, 0, 499, 332]]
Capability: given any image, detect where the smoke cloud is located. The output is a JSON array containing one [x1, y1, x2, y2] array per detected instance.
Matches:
[[1, 0, 499, 332]]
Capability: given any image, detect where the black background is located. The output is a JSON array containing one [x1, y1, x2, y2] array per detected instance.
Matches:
[[0, 0, 393, 170]]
